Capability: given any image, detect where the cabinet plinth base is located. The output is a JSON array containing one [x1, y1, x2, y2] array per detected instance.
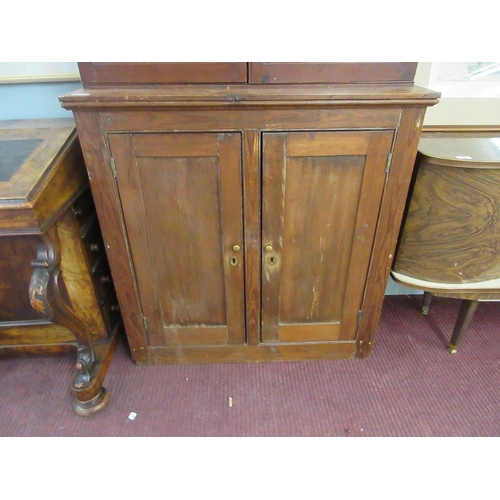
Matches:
[[131, 342, 359, 365]]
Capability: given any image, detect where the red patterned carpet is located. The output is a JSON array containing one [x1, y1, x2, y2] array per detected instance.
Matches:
[[1, 295, 499, 437]]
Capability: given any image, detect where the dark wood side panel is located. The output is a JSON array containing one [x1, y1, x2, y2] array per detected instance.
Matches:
[[0, 236, 41, 322], [357, 108, 427, 357], [72, 112, 149, 362], [78, 63, 248, 86], [250, 63, 417, 84]]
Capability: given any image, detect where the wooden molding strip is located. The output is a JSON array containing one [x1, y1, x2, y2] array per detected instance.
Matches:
[[423, 125, 500, 133]]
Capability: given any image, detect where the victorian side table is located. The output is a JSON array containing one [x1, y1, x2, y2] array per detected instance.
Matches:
[[0, 119, 121, 415]]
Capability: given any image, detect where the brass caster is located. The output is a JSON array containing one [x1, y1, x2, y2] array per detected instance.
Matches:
[[447, 344, 458, 354], [422, 306, 430, 315], [73, 387, 109, 417]]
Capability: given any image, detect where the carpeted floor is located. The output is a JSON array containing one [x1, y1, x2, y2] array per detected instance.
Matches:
[[1, 295, 499, 437]]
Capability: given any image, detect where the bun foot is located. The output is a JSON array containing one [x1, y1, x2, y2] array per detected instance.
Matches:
[[73, 387, 109, 416]]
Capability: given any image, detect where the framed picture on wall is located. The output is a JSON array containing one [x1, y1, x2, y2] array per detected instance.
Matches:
[[428, 62, 500, 98], [0, 63, 80, 84]]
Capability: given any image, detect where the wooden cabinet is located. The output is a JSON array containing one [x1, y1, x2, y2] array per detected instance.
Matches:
[[0, 119, 122, 414], [60, 62, 439, 364]]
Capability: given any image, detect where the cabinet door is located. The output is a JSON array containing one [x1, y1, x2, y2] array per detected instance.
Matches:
[[261, 131, 394, 343], [108, 133, 245, 347]]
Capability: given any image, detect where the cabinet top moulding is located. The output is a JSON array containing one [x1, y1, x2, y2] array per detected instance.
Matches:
[[61, 62, 439, 111], [59, 83, 440, 111]]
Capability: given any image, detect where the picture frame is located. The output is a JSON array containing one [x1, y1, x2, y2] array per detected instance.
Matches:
[[0, 62, 80, 84]]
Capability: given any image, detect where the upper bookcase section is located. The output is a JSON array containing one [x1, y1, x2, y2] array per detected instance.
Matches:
[[77, 62, 418, 87]]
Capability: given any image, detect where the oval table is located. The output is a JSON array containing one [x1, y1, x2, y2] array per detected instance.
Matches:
[[392, 128, 500, 352]]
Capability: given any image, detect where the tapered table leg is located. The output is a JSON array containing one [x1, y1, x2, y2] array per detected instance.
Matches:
[[448, 299, 479, 353], [422, 291, 432, 315]]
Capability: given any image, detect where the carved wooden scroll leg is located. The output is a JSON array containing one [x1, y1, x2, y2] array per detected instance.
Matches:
[[29, 226, 109, 416], [448, 299, 479, 354]]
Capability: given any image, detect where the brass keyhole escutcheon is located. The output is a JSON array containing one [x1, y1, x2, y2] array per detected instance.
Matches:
[[267, 255, 277, 265], [230, 255, 239, 267]]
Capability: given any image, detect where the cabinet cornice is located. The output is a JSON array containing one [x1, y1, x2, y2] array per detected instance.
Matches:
[[60, 84, 440, 111]]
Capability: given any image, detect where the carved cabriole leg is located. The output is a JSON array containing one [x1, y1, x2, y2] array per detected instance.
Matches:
[[29, 225, 109, 416]]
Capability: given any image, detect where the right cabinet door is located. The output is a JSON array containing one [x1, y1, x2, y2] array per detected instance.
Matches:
[[261, 130, 394, 343]]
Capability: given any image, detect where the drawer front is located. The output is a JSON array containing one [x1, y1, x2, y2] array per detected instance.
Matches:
[[79, 62, 248, 86], [81, 216, 105, 267], [72, 188, 96, 227], [101, 293, 121, 332], [91, 255, 113, 303]]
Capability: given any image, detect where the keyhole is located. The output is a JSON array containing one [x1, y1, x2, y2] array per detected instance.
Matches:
[[230, 256, 239, 266], [267, 255, 277, 265]]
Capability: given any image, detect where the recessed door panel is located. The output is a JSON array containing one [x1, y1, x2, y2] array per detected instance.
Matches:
[[108, 133, 245, 347], [261, 131, 394, 343]]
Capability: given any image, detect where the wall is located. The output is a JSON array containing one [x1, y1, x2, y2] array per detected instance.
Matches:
[[2, 63, 497, 294], [3, 63, 497, 124], [415, 62, 500, 125], [0, 82, 81, 120]]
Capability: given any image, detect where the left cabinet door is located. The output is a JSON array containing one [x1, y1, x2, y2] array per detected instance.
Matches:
[[108, 133, 246, 348]]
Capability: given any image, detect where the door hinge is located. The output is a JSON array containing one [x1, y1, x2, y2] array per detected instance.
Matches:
[[110, 157, 117, 178], [357, 310, 364, 326], [385, 153, 393, 175], [142, 315, 148, 331]]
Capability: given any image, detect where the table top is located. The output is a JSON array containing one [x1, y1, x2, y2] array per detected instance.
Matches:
[[418, 130, 500, 168], [0, 119, 87, 234], [0, 125, 75, 201]]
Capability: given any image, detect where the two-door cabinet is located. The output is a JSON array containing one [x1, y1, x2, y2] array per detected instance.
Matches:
[[60, 62, 439, 364]]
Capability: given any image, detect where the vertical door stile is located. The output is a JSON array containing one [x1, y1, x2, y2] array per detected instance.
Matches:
[[261, 133, 287, 342], [217, 133, 246, 344], [338, 130, 395, 339], [242, 130, 261, 346]]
